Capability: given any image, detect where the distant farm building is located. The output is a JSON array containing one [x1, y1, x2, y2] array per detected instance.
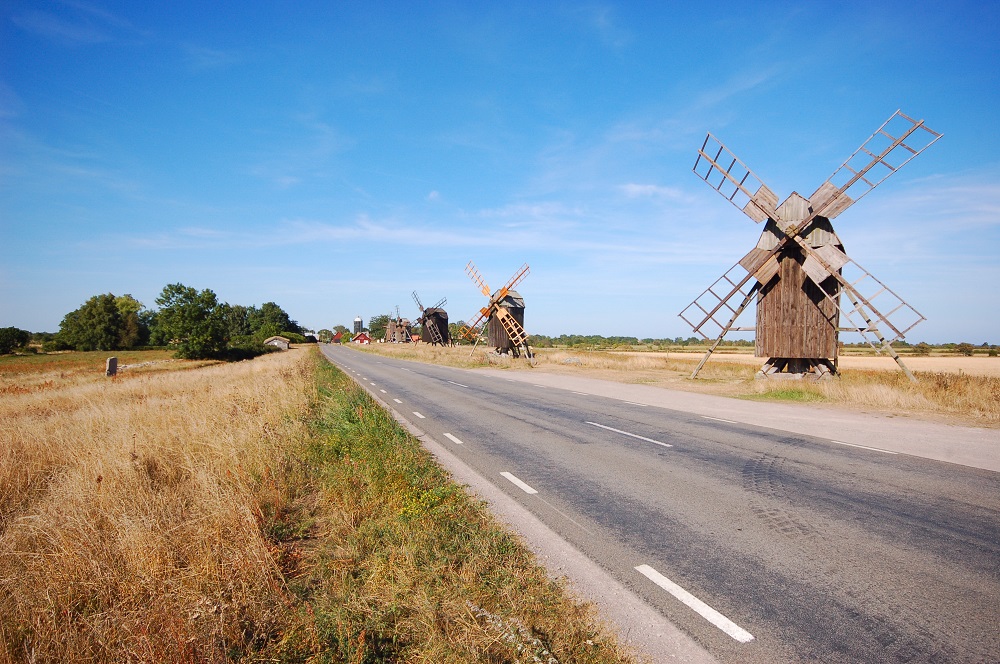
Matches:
[[352, 332, 371, 345], [263, 336, 290, 350]]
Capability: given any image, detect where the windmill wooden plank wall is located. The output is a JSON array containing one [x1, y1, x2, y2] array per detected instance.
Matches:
[[755, 248, 839, 358]]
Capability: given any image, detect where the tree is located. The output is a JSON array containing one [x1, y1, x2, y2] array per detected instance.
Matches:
[[55, 293, 124, 351], [248, 302, 300, 340], [220, 303, 253, 340], [317, 329, 333, 343], [368, 314, 390, 341], [154, 283, 227, 359], [956, 342, 975, 357], [0, 327, 31, 354], [115, 294, 149, 348]]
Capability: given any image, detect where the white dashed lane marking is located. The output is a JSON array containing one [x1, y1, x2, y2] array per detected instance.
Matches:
[[635, 564, 754, 643], [831, 440, 898, 454], [443, 433, 464, 445], [500, 472, 538, 494], [585, 422, 672, 448], [412, 412, 425, 419]]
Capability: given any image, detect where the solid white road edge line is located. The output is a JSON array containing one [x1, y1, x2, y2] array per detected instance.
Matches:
[[586, 422, 672, 448], [443, 433, 464, 445], [635, 564, 754, 643], [701, 416, 737, 424], [412, 412, 426, 419], [500, 472, 538, 494], [831, 440, 898, 454]]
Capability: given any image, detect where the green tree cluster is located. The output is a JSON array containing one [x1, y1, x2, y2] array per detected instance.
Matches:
[[48, 284, 304, 360], [368, 314, 389, 341], [0, 327, 31, 354], [51, 293, 151, 351]]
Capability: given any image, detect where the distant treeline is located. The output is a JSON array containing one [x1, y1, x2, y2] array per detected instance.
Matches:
[[2, 283, 312, 360], [522, 336, 995, 356], [527, 334, 756, 349]]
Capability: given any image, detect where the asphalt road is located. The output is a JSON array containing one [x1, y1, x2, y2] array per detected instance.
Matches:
[[319, 345, 1000, 663]]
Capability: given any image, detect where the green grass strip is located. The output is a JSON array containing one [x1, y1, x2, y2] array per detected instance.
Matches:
[[255, 351, 636, 663]]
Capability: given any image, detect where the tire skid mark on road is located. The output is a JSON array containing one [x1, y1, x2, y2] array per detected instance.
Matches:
[[742, 453, 822, 542]]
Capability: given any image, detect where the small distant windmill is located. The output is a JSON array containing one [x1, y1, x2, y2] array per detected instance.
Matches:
[[457, 262, 532, 358], [383, 310, 396, 343], [392, 306, 412, 343], [412, 291, 450, 346], [679, 110, 940, 381]]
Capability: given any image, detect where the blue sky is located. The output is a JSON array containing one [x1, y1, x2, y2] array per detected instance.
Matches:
[[2, 1, 998, 343]]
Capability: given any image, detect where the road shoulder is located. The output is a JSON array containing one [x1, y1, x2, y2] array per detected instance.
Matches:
[[475, 369, 1000, 473]]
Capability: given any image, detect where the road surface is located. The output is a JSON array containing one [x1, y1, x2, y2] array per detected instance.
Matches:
[[320, 345, 1000, 663]]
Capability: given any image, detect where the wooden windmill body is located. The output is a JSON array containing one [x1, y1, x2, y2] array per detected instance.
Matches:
[[487, 290, 525, 354], [412, 291, 450, 346], [386, 306, 412, 343], [458, 262, 532, 358], [680, 111, 940, 381], [383, 311, 396, 343]]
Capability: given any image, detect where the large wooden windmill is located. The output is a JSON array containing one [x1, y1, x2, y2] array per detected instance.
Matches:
[[679, 110, 941, 381], [457, 262, 532, 358], [412, 291, 450, 346]]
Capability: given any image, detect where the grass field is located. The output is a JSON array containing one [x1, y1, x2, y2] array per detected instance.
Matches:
[[0, 347, 637, 663], [351, 343, 1000, 428]]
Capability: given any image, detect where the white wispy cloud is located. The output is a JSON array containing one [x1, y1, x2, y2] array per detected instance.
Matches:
[[11, 1, 143, 45], [181, 43, 242, 70], [618, 183, 687, 200], [11, 10, 110, 44]]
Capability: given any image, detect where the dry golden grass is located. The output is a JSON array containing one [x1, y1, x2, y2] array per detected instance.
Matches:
[[0, 350, 314, 661], [354, 343, 1000, 427], [1, 347, 639, 662]]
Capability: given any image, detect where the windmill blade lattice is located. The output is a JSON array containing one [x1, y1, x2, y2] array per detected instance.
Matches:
[[816, 110, 943, 221], [694, 133, 778, 223], [465, 261, 491, 297], [679, 260, 759, 340]]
